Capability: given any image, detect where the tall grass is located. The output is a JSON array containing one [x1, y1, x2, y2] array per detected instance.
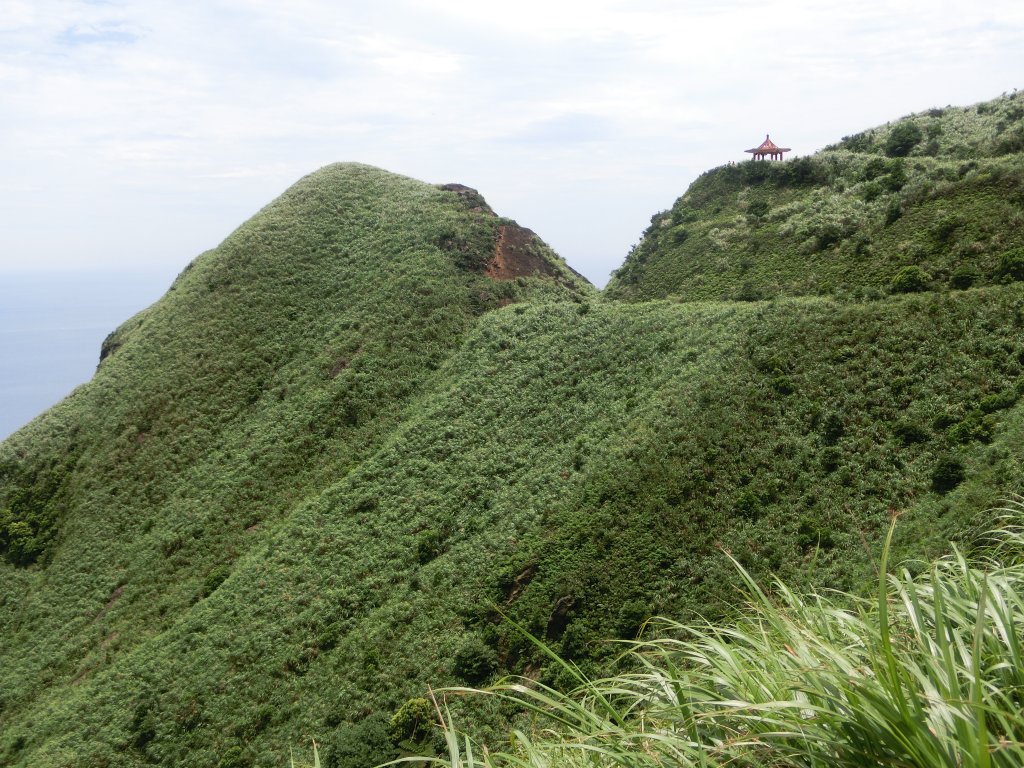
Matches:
[[415, 499, 1024, 767]]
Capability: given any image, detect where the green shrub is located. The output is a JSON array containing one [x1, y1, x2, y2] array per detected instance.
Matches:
[[416, 528, 445, 564], [821, 412, 845, 445], [0, 519, 43, 566], [734, 281, 762, 302], [841, 131, 875, 152], [215, 744, 249, 768], [324, 714, 396, 768], [616, 600, 651, 639], [770, 374, 794, 395], [980, 389, 1018, 413], [946, 411, 993, 444], [388, 698, 434, 744], [884, 199, 902, 225], [995, 249, 1024, 282], [885, 121, 923, 157], [949, 266, 978, 289], [735, 488, 764, 520], [819, 446, 841, 472], [893, 419, 930, 445], [931, 455, 966, 493], [890, 265, 930, 294], [860, 182, 882, 202], [796, 517, 836, 551], [559, 623, 593, 660], [453, 635, 498, 684], [747, 198, 769, 218], [202, 564, 232, 597]]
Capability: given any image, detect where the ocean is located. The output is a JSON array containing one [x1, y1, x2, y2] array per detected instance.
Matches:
[[0, 270, 175, 440]]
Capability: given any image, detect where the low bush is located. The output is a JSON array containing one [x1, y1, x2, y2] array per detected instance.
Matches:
[[950, 266, 979, 289], [891, 265, 931, 294], [893, 419, 930, 445], [886, 121, 924, 157], [388, 698, 434, 745], [995, 249, 1024, 282], [980, 389, 1018, 413], [453, 635, 498, 684], [932, 455, 966, 493]]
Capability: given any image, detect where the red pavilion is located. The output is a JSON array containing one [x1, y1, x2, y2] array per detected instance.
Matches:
[[745, 135, 791, 161]]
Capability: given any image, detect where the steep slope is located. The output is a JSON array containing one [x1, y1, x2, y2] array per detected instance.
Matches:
[[606, 91, 1024, 301], [0, 163, 590, 766], [5, 284, 1024, 766]]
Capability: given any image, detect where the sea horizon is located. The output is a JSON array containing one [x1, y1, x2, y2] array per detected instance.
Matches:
[[0, 268, 178, 440]]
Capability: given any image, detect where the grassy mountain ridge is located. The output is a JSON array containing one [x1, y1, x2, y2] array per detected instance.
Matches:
[[6, 286, 1024, 766], [0, 163, 589, 765], [2, 98, 1024, 767], [606, 91, 1024, 301]]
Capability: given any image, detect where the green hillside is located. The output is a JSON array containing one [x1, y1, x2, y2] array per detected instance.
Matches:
[[2, 96, 1024, 768], [606, 91, 1024, 302]]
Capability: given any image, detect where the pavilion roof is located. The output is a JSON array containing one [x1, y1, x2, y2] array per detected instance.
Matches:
[[745, 134, 791, 153]]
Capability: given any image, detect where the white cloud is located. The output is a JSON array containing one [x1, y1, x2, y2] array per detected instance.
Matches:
[[0, 0, 1021, 282]]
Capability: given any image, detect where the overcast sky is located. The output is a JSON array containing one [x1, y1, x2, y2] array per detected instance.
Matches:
[[1, 0, 1023, 288]]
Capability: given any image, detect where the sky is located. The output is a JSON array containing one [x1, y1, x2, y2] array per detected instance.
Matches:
[[0, 1, 1023, 436], [2, 0, 1022, 287]]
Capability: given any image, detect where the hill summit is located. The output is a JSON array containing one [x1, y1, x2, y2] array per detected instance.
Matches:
[[606, 91, 1024, 301]]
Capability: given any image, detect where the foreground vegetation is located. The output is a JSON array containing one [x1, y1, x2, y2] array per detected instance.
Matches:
[[424, 500, 1024, 767], [0, 93, 1022, 767]]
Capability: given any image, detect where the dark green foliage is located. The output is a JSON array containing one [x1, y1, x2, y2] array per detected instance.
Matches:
[[946, 410, 994, 444], [821, 412, 845, 445], [884, 199, 903, 225], [202, 564, 231, 597], [0, 517, 43, 566], [893, 420, 930, 446], [950, 266, 979, 289], [735, 281, 762, 301], [841, 131, 876, 153], [130, 699, 158, 753], [931, 455, 966, 494], [735, 488, 766, 520], [0, 443, 78, 566], [820, 446, 842, 472], [885, 121, 924, 157], [996, 249, 1024, 282], [980, 389, 1018, 413], [453, 635, 498, 684], [416, 528, 446, 564], [890, 266, 930, 294], [747, 198, 770, 217], [796, 517, 836, 551], [323, 714, 396, 768], [216, 745, 250, 768], [559, 623, 594, 660], [616, 599, 650, 638]]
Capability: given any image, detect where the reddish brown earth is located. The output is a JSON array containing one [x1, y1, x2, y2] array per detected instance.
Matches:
[[485, 225, 559, 280]]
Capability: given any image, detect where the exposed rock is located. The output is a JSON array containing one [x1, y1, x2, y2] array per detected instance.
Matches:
[[546, 594, 578, 640], [99, 330, 122, 363], [438, 183, 495, 215], [485, 225, 559, 281]]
